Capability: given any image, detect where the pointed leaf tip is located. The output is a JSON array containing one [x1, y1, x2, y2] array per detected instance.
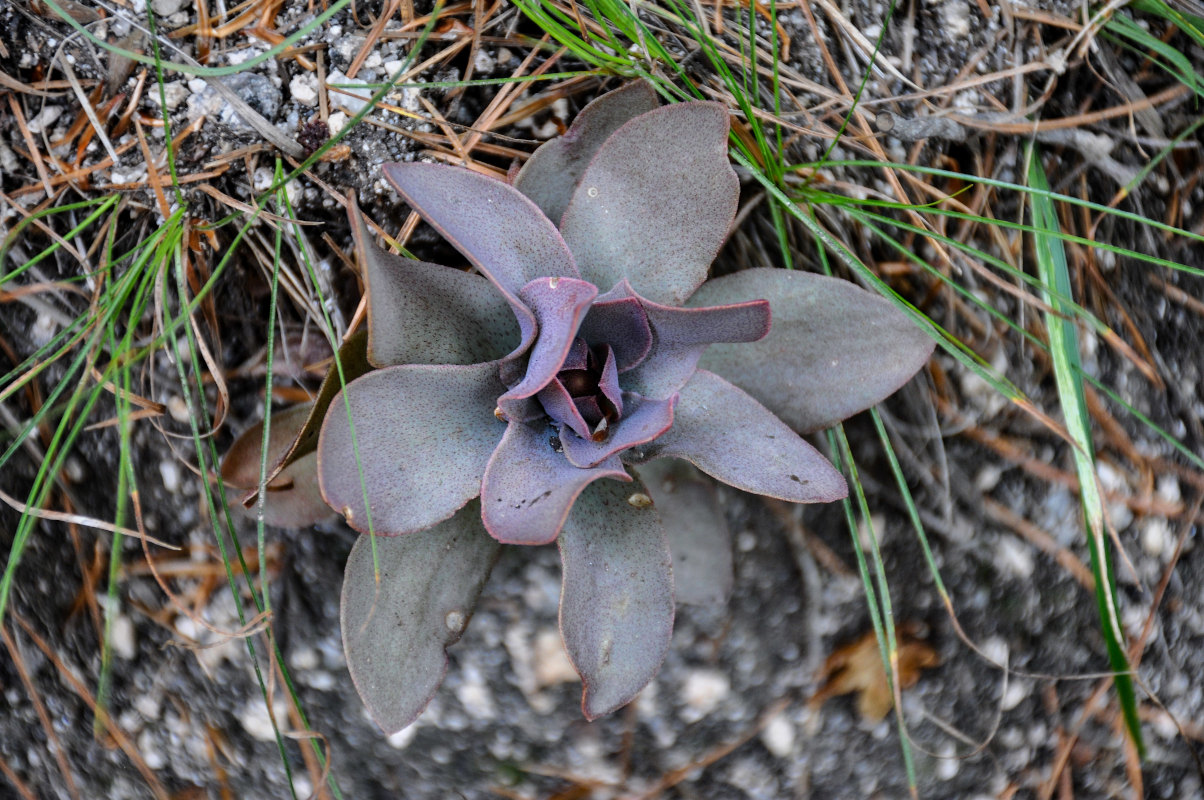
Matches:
[[341, 502, 499, 734], [691, 268, 934, 432], [558, 476, 674, 719]]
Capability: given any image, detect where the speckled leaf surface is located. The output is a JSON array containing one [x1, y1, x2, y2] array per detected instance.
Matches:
[[349, 204, 518, 367], [560, 391, 678, 468], [691, 268, 935, 432], [382, 163, 579, 304], [341, 500, 500, 734], [558, 103, 738, 304], [558, 475, 674, 719], [497, 277, 597, 416], [627, 370, 847, 503], [221, 403, 335, 527], [514, 80, 659, 225], [480, 420, 629, 545], [318, 362, 506, 535], [635, 459, 732, 606]]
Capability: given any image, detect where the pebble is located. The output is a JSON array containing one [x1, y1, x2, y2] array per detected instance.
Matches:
[[159, 459, 181, 493], [110, 613, 136, 659], [999, 679, 1030, 711], [1141, 517, 1171, 558], [167, 395, 190, 423], [26, 106, 62, 134], [187, 72, 281, 131], [532, 629, 577, 688], [151, 0, 186, 16], [238, 696, 289, 742], [148, 80, 189, 111], [995, 536, 1034, 579], [326, 70, 372, 115], [290, 73, 318, 107], [387, 723, 419, 750], [679, 669, 729, 722], [760, 713, 795, 758], [454, 665, 496, 720], [137, 728, 166, 770]]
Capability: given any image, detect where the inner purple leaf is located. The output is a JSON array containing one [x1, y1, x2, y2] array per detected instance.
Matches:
[[576, 296, 653, 371], [561, 392, 678, 469]]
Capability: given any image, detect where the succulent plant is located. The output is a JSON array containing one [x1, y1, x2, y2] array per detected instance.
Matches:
[[223, 80, 933, 734]]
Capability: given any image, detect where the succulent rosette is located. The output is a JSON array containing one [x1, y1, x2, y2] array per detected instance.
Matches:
[[225, 81, 933, 734]]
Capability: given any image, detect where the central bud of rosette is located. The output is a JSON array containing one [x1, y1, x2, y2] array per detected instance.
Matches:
[[538, 337, 623, 442]]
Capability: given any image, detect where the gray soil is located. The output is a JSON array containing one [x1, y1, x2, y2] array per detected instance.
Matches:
[[2, 0, 1203, 798]]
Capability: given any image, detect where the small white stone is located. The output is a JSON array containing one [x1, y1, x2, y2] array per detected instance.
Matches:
[[999, 679, 1030, 711], [1141, 518, 1171, 559], [239, 697, 288, 741], [760, 714, 795, 758], [148, 81, 190, 111], [159, 459, 181, 493], [941, 0, 971, 39], [137, 729, 166, 770], [533, 629, 577, 687], [26, 106, 63, 134], [455, 667, 496, 720], [996, 536, 1034, 579], [1156, 475, 1181, 506], [134, 693, 161, 721], [387, 722, 419, 750], [288, 646, 320, 671], [290, 73, 318, 107], [327, 111, 348, 137], [167, 395, 190, 423], [680, 669, 729, 721], [253, 167, 274, 192], [111, 613, 136, 660]]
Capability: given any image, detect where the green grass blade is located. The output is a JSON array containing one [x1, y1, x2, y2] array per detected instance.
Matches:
[[1028, 147, 1144, 756]]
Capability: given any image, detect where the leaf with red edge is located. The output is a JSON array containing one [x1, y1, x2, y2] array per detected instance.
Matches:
[[514, 80, 659, 226], [341, 500, 500, 734], [318, 362, 505, 535], [221, 403, 335, 527], [625, 370, 847, 504], [559, 102, 738, 304], [558, 474, 674, 720], [382, 163, 579, 306], [691, 268, 935, 433], [560, 391, 677, 468], [349, 202, 519, 368], [480, 420, 629, 545]]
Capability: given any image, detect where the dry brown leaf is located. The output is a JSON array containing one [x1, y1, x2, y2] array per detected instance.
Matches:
[[808, 625, 939, 722]]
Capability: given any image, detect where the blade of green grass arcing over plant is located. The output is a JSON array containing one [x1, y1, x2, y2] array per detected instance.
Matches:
[[1028, 147, 1144, 757]]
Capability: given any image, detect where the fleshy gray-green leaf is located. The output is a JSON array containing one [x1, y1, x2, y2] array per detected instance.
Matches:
[[480, 419, 629, 545], [558, 475, 674, 719], [635, 459, 732, 606], [221, 403, 335, 528], [626, 370, 847, 503], [691, 268, 935, 433], [514, 80, 659, 226], [382, 162, 579, 306], [558, 102, 738, 305], [318, 362, 506, 535], [349, 203, 519, 368], [341, 500, 500, 734]]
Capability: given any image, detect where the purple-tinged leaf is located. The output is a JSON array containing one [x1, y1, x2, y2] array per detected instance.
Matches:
[[236, 330, 372, 509], [514, 80, 659, 225], [349, 203, 519, 368], [691, 268, 935, 432], [577, 296, 652, 371], [318, 362, 506, 535], [537, 378, 591, 440], [341, 500, 500, 734], [625, 370, 847, 503], [558, 474, 674, 720], [382, 162, 579, 305], [496, 277, 597, 417], [617, 281, 770, 398], [559, 102, 737, 304], [596, 346, 622, 413], [221, 403, 335, 527], [635, 459, 732, 606], [480, 420, 630, 545], [561, 392, 677, 468]]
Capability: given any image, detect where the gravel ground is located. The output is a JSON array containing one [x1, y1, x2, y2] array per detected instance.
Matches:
[[2, 0, 1203, 797]]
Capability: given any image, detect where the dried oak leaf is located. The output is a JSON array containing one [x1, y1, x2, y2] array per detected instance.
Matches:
[[808, 626, 939, 722]]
